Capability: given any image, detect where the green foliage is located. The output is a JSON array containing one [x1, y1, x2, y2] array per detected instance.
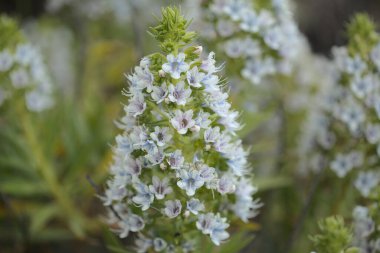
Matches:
[[347, 13, 379, 57], [309, 216, 359, 253], [149, 6, 196, 53], [0, 15, 23, 49]]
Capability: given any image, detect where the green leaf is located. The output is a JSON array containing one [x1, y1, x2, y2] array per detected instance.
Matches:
[[103, 228, 134, 253], [29, 228, 73, 242], [218, 232, 254, 253], [255, 176, 292, 191], [30, 204, 60, 233], [0, 179, 48, 196]]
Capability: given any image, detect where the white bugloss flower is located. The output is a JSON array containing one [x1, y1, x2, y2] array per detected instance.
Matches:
[[162, 53, 190, 79]]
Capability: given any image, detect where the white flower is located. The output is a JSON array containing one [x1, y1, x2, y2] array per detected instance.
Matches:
[[340, 101, 365, 133], [149, 176, 172, 200], [151, 82, 168, 103], [232, 179, 262, 222], [353, 206, 369, 220], [201, 52, 219, 74], [177, 169, 204, 196], [0, 50, 13, 72], [164, 199, 182, 218], [216, 19, 236, 37], [102, 181, 128, 205], [354, 171, 380, 197], [196, 213, 215, 235], [209, 215, 229, 246], [219, 110, 241, 131], [128, 214, 145, 232], [345, 55, 366, 76], [128, 65, 154, 92], [223, 0, 247, 21], [132, 183, 154, 211], [170, 109, 195, 134], [242, 58, 275, 84], [240, 9, 260, 33], [14, 43, 34, 65], [195, 111, 211, 129], [187, 66, 205, 88], [146, 149, 165, 165], [187, 198, 205, 215], [162, 53, 189, 79], [126, 93, 146, 117], [224, 39, 245, 58], [150, 126, 172, 147], [350, 75, 374, 99], [365, 123, 380, 144], [199, 165, 216, 182], [242, 38, 261, 56], [264, 27, 283, 50], [168, 150, 185, 169], [168, 81, 192, 105], [196, 213, 230, 246], [217, 175, 236, 194], [330, 153, 353, 178], [204, 127, 220, 143], [153, 238, 167, 252], [10, 69, 29, 88], [124, 156, 142, 177]]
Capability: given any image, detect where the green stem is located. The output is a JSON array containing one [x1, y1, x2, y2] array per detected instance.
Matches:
[[18, 107, 85, 238]]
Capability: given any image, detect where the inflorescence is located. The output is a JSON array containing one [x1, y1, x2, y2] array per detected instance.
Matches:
[[102, 7, 261, 252], [0, 16, 54, 112]]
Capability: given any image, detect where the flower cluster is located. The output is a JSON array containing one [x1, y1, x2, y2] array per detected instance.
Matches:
[[102, 7, 260, 252], [0, 16, 54, 112], [300, 14, 380, 182], [185, 0, 305, 85], [298, 14, 380, 252]]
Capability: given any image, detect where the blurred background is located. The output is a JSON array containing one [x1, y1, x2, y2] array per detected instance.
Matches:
[[1, 0, 380, 253]]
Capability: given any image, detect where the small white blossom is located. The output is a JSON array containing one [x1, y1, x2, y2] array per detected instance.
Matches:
[[164, 199, 182, 218], [151, 82, 168, 103], [187, 198, 205, 215], [132, 183, 154, 211], [170, 109, 195, 134], [217, 175, 236, 194], [153, 238, 167, 252], [10, 69, 29, 88], [162, 53, 189, 79], [150, 126, 172, 147], [168, 81, 192, 105], [351, 75, 374, 99], [149, 176, 172, 200], [0, 50, 13, 71], [365, 123, 380, 144], [204, 127, 220, 143], [126, 93, 146, 117], [345, 55, 366, 76], [168, 150, 185, 169], [330, 153, 354, 178], [187, 66, 205, 88], [177, 169, 204, 196], [124, 156, 142, 177], [354, 171, 380, 197]]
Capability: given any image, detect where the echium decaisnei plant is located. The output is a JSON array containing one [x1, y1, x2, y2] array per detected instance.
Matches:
[[185, 0, 305, 84], [0, 15, 54, 112], [300, 14, 380, 252], [310, 216, 359, 253], [102, 7, 261, 252]]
